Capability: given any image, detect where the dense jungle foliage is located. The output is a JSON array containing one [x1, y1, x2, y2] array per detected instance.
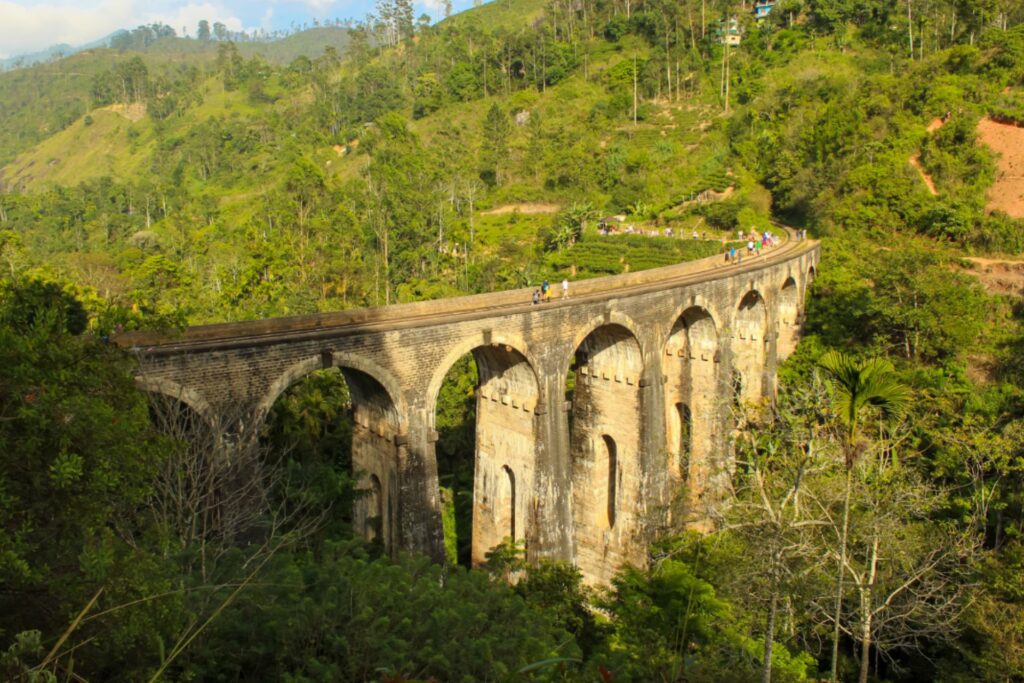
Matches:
[[4, 0, 1024, 680]]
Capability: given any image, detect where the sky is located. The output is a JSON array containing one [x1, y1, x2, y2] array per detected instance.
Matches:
[[0, 0, 475, 59]]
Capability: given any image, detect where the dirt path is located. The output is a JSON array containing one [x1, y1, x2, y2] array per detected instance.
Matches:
[[481, 203, 560, 215], [909, 118, 945, 195], [977, 117, 1024, 218], [909, 155, 938, 196]]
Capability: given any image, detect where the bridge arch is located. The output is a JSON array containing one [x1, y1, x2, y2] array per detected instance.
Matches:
[[426, 332, 541, 422], [134, 376, 214, 425], [427, 334, 541, 567], [733, 289, 769, 403], [564, 312, 646, 375], [258, 352, 405, 554], [257, 352, 406, 425], [663, 306, 720, 502]]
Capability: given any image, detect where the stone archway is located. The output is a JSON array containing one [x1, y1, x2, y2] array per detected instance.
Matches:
[[429, 341, 541, 566], [260, 356, 404, 554]]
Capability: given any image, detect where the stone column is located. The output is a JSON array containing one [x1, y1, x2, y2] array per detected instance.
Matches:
[[528, 361, 575, 564], [396, 404, 446, 563]]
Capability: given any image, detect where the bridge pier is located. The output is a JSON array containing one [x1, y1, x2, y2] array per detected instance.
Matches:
[[399, 408, 447, 563], [528, 367, 575, 564]]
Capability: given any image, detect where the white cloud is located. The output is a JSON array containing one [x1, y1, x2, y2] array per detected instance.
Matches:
[[0, 0, 245, 58], [150, 2, 243, 36], [420, 0, 446, 17]]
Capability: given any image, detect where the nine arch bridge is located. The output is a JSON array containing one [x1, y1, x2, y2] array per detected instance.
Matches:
[[119, 231, 819, 583]]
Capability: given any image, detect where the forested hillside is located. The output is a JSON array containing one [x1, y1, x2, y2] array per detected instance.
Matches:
[[3, 0, 1024, 680]]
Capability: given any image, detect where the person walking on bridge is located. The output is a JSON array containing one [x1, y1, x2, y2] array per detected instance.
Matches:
[[562, 278, 570, 299]]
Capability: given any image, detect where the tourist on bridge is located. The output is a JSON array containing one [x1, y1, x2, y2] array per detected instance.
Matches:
[[532, 289, 540, 305], [562, 278, 570, 299]]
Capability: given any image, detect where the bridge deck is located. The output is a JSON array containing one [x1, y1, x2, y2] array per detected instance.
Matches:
[[118, 228, 816, 354]]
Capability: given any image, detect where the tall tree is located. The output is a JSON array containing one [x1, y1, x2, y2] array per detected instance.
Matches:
[[817, 352, 911, 682]]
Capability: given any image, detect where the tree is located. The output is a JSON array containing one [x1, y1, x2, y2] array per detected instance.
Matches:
[[480, 103, 511, 187], [726, 400, 831, 683], [0, 279, 171, 679], [197, 20, 211, 41], [817, 351, 911, 682]]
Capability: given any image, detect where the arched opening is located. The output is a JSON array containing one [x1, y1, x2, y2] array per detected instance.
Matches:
[[502, 465, 516, 541], [664, 307, 718, 497], [567, 323, 644, 583], [144, 393, 275, 561], [778, 277, 800, 360], [732, 370, 744, 411], [360, 474, 383, 542], [262, 364, 401, 553], [433, 343, 539, 567], [675, 403, 692, 482], [601, 435, 618, 529], [734, 291, 768, 403]]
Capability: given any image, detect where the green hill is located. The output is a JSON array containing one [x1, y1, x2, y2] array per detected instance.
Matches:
[[0, 0, 1021, 326]]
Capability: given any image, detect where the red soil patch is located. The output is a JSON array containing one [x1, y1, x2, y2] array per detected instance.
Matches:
[[926, 117, 945, 133], [977, 117, 1024, 218], [963, 256, 1024, 296]]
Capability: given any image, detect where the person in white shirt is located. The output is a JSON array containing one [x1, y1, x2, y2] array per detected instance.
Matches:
[[562, 278, 569, 299]]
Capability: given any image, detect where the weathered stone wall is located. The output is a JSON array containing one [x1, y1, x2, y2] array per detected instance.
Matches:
[[121, 236, 819, 582]]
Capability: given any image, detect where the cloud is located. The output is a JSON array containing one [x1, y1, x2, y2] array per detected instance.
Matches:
[[0, 0, 135, 57], [420, 0, 446, 17], [151, 2, 244, 36], [0, 0, 245, 58]]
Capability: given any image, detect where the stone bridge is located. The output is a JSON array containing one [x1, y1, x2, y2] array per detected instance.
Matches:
[[119, 232, 819, 583]]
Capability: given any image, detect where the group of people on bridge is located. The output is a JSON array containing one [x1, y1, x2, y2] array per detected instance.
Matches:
[[725, 229, 781, 265], [533, 278, 570, 304]]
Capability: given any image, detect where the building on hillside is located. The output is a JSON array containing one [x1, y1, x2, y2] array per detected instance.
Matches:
[[754, 1, 776, 21], [718, 17, 742, 46]]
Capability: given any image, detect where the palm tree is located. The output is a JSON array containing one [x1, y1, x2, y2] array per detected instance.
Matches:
[[817, 351, 911, 682]]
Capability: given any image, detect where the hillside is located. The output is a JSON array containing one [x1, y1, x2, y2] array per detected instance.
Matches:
[[5, 1, 1024, 682], [0, 27, 352, 168]]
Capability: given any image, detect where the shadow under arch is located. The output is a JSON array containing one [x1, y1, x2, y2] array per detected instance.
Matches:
[[663, 306, 720, 509], [135, 376, 215, 426], [566, 321, 645, 584], [427, 336, 541, 567], [563, 312, 646, 376], [734, 290, 769, 403]]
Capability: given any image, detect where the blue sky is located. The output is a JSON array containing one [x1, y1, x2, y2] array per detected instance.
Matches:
[[0, 0, 475, 59]]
